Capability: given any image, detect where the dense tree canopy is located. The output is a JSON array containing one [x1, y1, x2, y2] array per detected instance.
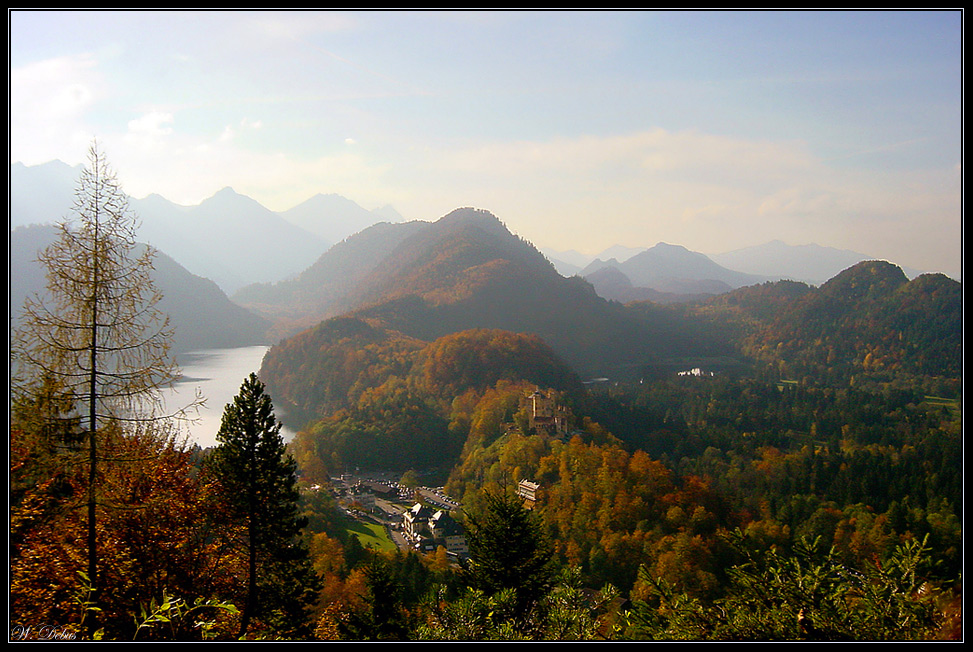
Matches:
[[10, 156, 961, 641]]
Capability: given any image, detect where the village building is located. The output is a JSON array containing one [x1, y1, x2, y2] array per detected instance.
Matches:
[[403, 503, 435, 540], [344, 484, 376, 510], [427, 510, 469, 557], [341, 480, 400, 512], [677, 367, 713, 377], [518, 479, 540, 510], [403, 502, 468, 558], [359, 480, 399, 500]]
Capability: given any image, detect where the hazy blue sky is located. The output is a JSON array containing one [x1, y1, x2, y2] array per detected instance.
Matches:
[[9, 10, 962, 278]]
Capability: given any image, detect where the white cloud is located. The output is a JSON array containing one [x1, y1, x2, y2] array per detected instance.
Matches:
[[10, 54, 104, 165], [381, 128, 960, 273], [126, 111, 175, 150], [218, 118, 264, 143]]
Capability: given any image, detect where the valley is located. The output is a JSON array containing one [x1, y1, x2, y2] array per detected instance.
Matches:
[[9, 9, 962, 641], [9, 160, 962, 642]]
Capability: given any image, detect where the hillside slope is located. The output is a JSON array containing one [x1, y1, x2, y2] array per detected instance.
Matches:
[[10, 224, 270, 353], [679, 260, 963, 389], [247, 208, 672, 377]]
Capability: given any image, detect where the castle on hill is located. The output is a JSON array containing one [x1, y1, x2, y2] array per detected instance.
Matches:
[[524, 387, 571, 437]]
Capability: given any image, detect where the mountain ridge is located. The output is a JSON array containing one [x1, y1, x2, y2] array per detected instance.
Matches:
[[580, 242, 768, 296], [12, 160, 944, 303], [251, 207, 668, 378], [710, 239, 925, 285], [10, 224, 271, 353]]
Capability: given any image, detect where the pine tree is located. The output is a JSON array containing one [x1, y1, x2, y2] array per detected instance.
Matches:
[[463, 489, 557, 627], [337, 557, 409, 641], [209, 373, 320, 639]]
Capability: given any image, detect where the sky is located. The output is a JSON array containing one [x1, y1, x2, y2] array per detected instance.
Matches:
[[9, 10, 963, 279]]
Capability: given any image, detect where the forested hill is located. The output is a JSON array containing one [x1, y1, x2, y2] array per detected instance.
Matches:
[[247, 207, 670, 377], [233, 207, 548, 325], [10, 224, 271, 353], [255, 207, 962, 425], [659, 260, 963, 393], [260, 319, 584, 437]]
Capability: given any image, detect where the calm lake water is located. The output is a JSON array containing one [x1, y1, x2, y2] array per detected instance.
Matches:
[[163, 345, 296, 450]]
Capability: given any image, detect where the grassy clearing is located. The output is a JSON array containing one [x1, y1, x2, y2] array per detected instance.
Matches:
[[922, 395, 961, 420], [340, 514, 397, 553]]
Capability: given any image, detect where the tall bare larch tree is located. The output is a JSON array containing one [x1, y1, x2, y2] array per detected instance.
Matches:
[[11, 141, 187, 637]]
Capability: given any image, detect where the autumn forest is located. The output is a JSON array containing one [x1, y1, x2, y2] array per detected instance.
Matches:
[[9, 147, 963, 641]]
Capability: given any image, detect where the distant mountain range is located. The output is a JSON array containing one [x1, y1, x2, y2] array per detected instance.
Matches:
[[10, 161, 399, 294], [709, 240, 924, 285], [14, 160, 933, 302], [10, 158, 960, 411], [579, 242, 768, 300], [10, 224, 271, 354], [544, 239, 925, 302], [10, 159, 944, 371], [542, 245, 648, 275], [131, 188, 328, 294]]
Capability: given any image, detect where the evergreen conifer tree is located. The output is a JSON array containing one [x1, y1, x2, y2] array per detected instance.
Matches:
[[210, 373, 320, 639], [463, 489, 557, 626], [338, 557, 410, 640]]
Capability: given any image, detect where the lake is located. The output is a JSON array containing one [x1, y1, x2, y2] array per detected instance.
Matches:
[[163, 345, 296, 450]]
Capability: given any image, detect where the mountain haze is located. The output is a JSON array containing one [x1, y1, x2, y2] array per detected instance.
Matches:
[[581, 242, 768, 296], [131, 188, 327, 294], [279, 192, 405, 245], [10, 160, 81, 228], [10, 224, 271, 353], [252, 207, 668, 378], [710, 240, 925, 285], [9, 161, 400, 294]]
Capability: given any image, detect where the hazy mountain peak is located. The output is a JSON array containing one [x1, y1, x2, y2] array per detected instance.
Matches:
[[820, 259, 909, 301], [707, 240, 915, 285], [371, 204, 404, 223], [579, 240, 767, 297], [436, 207, 505, 230], [304, 192, 363, 207], [647, 242, 703, 258], [278, 191, 403, 246], [596, 245, 647, 262], [136, 193, 187, 210], [205, 186, 249, 203]]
